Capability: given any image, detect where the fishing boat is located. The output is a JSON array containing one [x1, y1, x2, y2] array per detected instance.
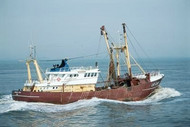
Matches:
[[12, 23, 164, 104]]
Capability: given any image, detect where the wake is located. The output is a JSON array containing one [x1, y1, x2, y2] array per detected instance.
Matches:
[[0, 95, 101, 114], [0, 87, 181, 114]]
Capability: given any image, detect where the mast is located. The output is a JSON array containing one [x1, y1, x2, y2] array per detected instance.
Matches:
[[100, 26, 117, 85], [33, 59, 43, 83], [100, 26, 111, 55], [114, 46, 121, 77], [26, 45, 43, 83], [26, 61, 32, 83], [122, 23, 132, 79]]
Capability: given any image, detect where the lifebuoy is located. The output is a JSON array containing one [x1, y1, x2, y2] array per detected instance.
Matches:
[[57, 77, 61, 82]]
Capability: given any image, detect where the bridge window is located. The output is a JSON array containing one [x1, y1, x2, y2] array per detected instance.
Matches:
[[84, 72, 97, 77], [69, 74, 79, 78], [74, 74, 79, 77]]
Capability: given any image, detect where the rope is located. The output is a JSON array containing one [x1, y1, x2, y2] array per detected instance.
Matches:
[[40, 51, 107, 62], [127, 33, 148, 72], [96, 35, 103, 57], [99, 73, 106, 86], [38, 64, 47, 79], [126, 25, 158, 70], [68, 52, 105, 60]]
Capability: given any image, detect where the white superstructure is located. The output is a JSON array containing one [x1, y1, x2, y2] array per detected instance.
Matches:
[[23, 64, 100, 92], [45, 67, 100, 86], [23, 46, 100, 92]]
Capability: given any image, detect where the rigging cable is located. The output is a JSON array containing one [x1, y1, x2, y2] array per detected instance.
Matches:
[[40, 51, 107, 62], [127, 33, 148, 72], [96, 35, 103, 58], [126, 25, 158, 71]]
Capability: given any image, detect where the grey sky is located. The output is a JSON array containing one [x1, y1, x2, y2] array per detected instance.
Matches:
[[0, 0, 189, 60]]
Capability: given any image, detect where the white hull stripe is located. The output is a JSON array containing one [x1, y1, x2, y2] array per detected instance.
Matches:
[[12, 95, 40, 98]]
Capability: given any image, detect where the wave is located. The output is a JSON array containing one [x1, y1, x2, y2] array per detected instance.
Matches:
[[143, 87, 181, 103], [0, 87, 181, 113], [0, 95, 101, 114]]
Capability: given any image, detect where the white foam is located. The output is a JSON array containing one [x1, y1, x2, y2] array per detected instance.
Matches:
[[0, 87, 181, 113], [143, 87, 181, 103], [97, 87, 181, 105], [0, 95, 101, 113]]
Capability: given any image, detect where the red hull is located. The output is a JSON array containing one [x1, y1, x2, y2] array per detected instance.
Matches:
[[12, 79, 162, 104]]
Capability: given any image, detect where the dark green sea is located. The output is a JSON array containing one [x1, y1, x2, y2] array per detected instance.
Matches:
[[0, 58, 189, 127]]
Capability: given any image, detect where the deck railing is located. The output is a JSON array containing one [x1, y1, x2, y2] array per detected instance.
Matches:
[[133, 71, 160, 77], [46, 66, 98, 73]]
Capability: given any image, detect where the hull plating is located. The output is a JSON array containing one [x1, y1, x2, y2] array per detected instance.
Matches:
[[12, 79, 161, 104]]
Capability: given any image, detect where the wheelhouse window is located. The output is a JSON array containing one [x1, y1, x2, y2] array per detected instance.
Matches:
[[69, 74, 79, 78], [74, 74, 78, 77], [84, 72, 97, 77]]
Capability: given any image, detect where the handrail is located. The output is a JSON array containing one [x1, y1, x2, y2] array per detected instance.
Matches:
[[46, 66, 98, 72], [133, 71, 160, 77]]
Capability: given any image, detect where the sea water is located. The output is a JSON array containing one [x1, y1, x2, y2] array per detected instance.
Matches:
[[0, 58, 189, 127]]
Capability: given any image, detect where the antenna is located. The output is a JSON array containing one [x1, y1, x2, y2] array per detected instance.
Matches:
[[29, 45, 36, 59]]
